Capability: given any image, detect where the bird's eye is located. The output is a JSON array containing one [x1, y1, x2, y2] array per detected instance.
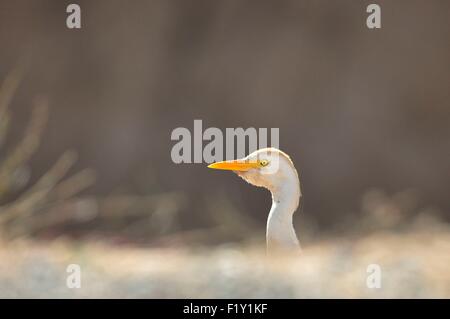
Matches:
[[259, 160, 269, 167]]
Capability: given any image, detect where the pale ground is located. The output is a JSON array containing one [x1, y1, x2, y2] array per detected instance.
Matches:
[[1, 226, 449, 298]]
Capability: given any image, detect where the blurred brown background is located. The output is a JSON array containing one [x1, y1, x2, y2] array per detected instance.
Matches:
[[0, 0, 449, 244]]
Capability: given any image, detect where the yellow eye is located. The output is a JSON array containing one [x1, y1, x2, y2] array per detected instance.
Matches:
[[259, 159, 269, 167]]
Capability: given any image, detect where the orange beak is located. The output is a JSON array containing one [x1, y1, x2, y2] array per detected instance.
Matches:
[[207, 159, 260, 171]]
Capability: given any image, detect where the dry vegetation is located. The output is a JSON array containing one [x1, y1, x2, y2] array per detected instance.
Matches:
[[0, 67, 185, 243], [1, 224, 449, 298], [0, 66, 96, 240]]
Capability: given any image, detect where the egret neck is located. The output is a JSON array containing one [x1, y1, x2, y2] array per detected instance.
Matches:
[[266, 172, 301, 253]]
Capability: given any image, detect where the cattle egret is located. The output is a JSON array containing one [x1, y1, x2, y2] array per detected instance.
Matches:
[[208, 148, 301, 254]]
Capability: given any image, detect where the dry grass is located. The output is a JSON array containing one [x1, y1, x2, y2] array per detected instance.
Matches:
[[1, 224, 449, 298], [0, 66, 96, 240]]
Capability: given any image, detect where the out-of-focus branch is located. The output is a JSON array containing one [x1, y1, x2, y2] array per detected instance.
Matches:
[[0, 66, 96, 239], [0, 150, 79, 223], [53, 168, 96, 202], [0, 98, 48, 196], [0, 62, 25, 120]]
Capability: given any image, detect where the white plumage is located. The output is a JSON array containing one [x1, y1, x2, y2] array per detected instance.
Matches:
[[208, 148, 301, 254]]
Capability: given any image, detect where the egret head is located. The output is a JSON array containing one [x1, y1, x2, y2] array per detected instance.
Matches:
[[208, 148, 299, 193]]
